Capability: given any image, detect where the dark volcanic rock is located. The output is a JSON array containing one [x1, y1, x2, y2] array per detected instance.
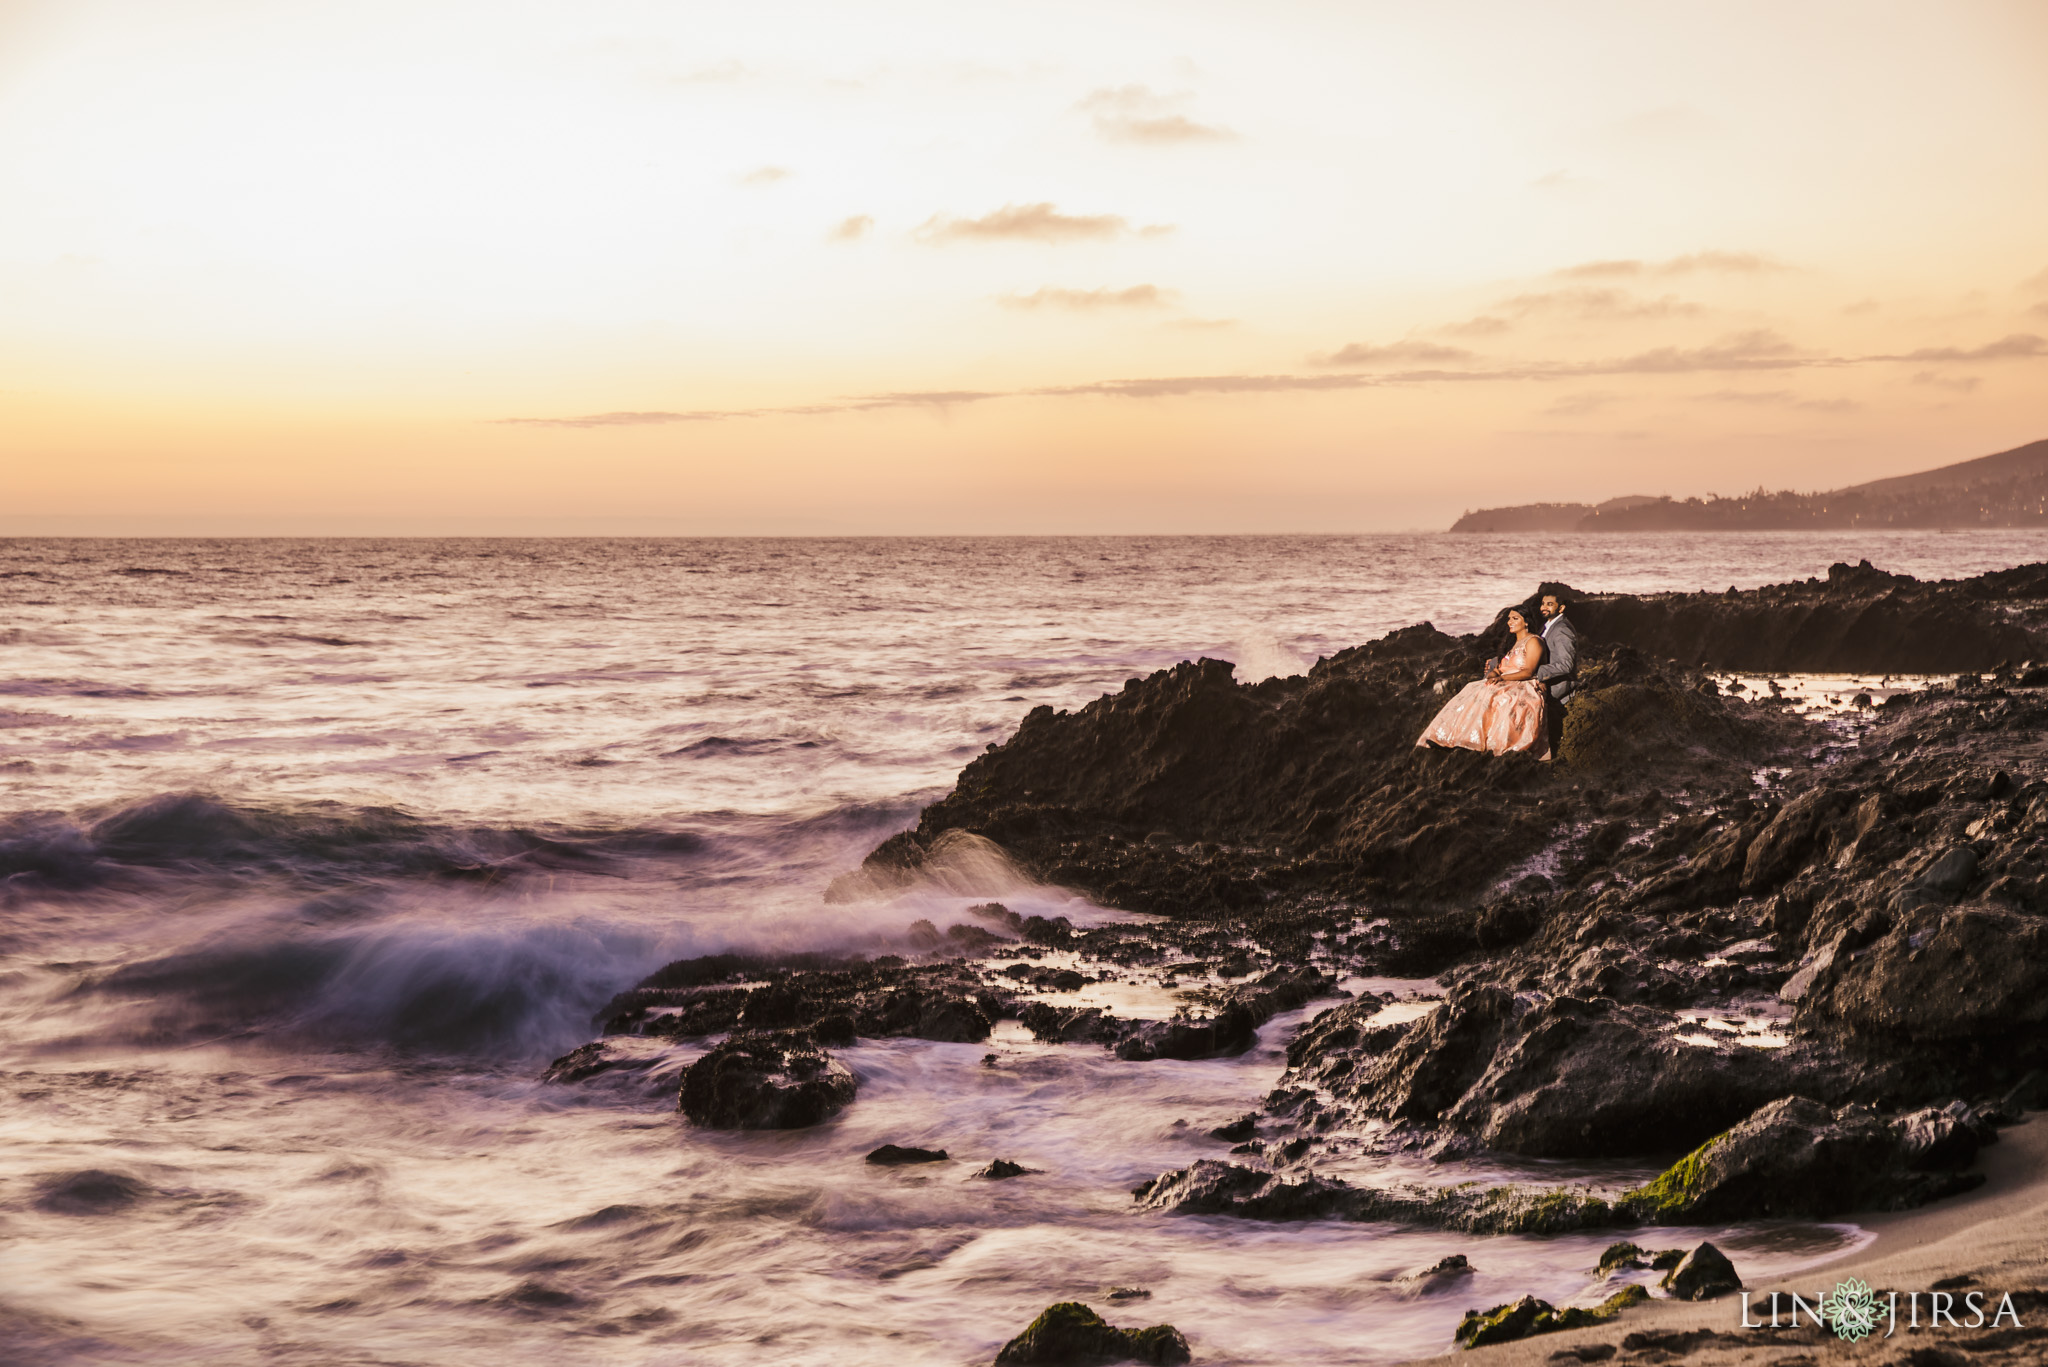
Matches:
[[677, 1032, 857, 1130], [1020, 966, 1337, 1061], [976, 1159, 1033, 1180], [1133, 1160, 1618, 1234], [34, 1169, 149, 1215], [856, 563, 2047, 922], [1561, 561, 2042, 673], [866, 1144, 948, 1166], [1801, 905, 2048, 1042], [540, 1041, 653, 1085], [1895, 1101, 1996, 1171], [1662, 1242, 1741, 1301], [600, 953, 1006, 1045], [1453, 1287, 1649, 1349], [1624, 1096, 1985, 1221], [994, 1302, 1191, 1366], [1291, 987, 1805, 1158], [857, 627, 1792, 917]]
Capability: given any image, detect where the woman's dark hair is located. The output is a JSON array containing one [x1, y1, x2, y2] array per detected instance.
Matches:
[[1506, 605, 1530, 627]]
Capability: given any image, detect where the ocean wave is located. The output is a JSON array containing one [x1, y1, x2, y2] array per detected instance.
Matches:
[[86, 915, 665, 1055], [0, 791, 713, 893]]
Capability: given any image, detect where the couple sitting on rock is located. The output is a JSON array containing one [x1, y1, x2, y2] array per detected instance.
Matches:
[[1416, 592, 1577, 761]]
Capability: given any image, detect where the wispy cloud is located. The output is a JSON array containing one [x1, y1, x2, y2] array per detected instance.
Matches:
[[501, 390, 1006, 428], [915, 202, 1167, 244], [1911, 371, 1982, 393], [1693, 388, 1862, 412], [1554, 251, 1785, 280], [1000, 284, 1175, 311], [1593, 329, 1802, 373], [735, 165, 790, 186], [1442, 314, 1513, 337], [1694, 389, 1797, 405], [856, 390, 1005, 408], [1496, 287, 1703, 321], [1312, 340, 1473, 368], [1077, 85, 1234, 144], [828, 214, 873, 242], [500, 330, 2043, 426], [1882, 333, 2046, 362], [2031, 302, 2048, 320], [1033, 373, 1379, 399], [2020, 267, 2048, 294]]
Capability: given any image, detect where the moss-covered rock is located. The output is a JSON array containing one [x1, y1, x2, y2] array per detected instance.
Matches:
[[1453, 1286, 1648, 1350], [1618, 1096, 1985, 1221], [1454, 1296, 1552, 1349], [1595, 1241, 1681, 1276], [993, 1302, 1191, 1365]]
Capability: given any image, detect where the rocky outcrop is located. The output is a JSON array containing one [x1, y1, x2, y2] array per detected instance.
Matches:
[[858, 630, 1793, 918], [1557, 560, 2047, 673], [1133, 1160, 1619, 1235], [1287, 988, 1810, 1158], [1623, 1096, 1987, 1221], [1662, 1242, 1741, 1301], [677, 1032, 857, 1129], [1138, 1090, 1990, 1231], [994, 1302, 1191, 1366], [539, 1040, 659, 1085], [600, 953, 1005, 1045], [857, 563, 2048, 924], [1019, 966, 1336, 1060], [1800, 904, 2048, 1042]]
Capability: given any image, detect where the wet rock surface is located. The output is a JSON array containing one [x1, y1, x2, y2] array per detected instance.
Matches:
[[1453, 1285, 1649, 1349], [1132, 1159, 1620, 1235], [866, 1144, 948, 1166], [993, 1302, 1192, 1366], [599, 953, 1005, 1045], [1661, 1242, 1741, 1301], [676, 1031, 857, 1130]]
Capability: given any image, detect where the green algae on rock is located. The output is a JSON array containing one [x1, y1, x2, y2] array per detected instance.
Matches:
[[1454, 1285, 1648, 1350], [993, 1302, 1191, 1365]]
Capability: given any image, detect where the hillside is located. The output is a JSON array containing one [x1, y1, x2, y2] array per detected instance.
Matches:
[[1450, 436, 2048, 532]]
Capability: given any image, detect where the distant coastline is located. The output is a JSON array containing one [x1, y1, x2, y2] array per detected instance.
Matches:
[[1451, 436, 2048, 532]]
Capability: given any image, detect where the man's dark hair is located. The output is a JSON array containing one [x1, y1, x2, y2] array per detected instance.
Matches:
[[1541, 590, 1571, 607]]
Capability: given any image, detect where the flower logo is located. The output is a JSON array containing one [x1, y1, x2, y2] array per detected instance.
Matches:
[[1820, 1277, 1881, 1342]]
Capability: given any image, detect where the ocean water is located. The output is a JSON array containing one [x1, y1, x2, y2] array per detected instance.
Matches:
[[3, 531, 2044, 1366]]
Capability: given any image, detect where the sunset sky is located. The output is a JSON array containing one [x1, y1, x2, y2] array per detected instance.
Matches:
[[3, 0, 2046, 533]]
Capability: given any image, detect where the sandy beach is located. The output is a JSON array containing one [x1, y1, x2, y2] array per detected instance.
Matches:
[[1405, 1116, 2048, 1365]]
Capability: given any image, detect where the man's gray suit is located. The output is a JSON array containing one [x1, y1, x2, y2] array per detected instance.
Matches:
[[1535, 612, 1577, 701]]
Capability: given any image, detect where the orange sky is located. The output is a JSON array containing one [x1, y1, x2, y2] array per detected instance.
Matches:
[[3, 0, 2046, 533]]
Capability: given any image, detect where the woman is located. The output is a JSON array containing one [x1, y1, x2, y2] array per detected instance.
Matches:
[[1415, 607, 1551, 760]]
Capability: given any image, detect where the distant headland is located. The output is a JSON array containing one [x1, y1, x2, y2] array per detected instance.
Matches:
[[1451, 436, 2048, 532]]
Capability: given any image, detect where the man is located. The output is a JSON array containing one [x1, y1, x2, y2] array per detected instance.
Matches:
[[1533, 592, 1577, 701], [1533, 592, 1578, 755]]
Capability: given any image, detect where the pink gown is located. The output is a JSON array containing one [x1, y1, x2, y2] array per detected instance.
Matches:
[[1415, 634, 1551, 760]]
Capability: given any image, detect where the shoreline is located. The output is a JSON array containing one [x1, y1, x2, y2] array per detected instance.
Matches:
[[1401, 1116, 2048, 1364]]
